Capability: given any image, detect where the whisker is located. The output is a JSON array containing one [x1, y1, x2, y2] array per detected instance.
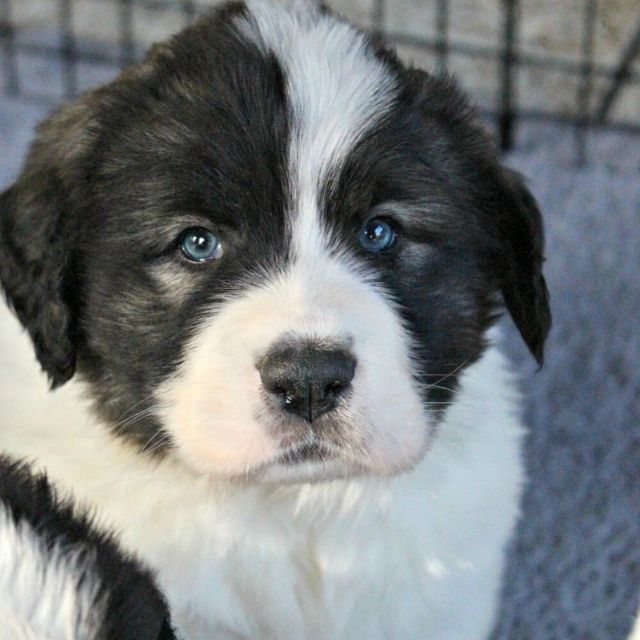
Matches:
[[428, 357, 471, 388], [113, 393, 156, 425], [424, 383, 457, 395], [140, 430, 172, 457], [111, 407, 156, 436]]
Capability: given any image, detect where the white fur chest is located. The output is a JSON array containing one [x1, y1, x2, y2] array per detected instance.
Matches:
[[0, 308, 524, 640]]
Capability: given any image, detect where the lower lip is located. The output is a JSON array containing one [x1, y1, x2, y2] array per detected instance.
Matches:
[[280, 443, 331, 465]]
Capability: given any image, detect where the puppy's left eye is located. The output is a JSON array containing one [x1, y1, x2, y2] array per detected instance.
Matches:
[[359, 218, 396, 252], [178, 227, 223, 263]]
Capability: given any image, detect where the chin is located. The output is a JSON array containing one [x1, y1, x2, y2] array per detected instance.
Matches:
[[252, 458, 363, 485], [0, 0, 550, 638]]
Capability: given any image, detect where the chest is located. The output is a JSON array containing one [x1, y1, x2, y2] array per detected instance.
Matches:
[[141, 507, 431, 639], [101, 466, 512, 640]]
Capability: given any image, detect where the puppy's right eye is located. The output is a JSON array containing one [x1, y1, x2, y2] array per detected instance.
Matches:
[[359, 218, 397, 252], [178, 227, 223, 263]]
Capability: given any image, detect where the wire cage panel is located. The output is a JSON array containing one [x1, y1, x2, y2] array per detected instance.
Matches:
[[2, 0, 640, 159]]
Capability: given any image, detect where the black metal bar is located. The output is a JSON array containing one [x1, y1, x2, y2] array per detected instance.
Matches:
[[435, 0, 449, 74], [372, 0, 385, 35], [5, 42, 121, 68], [594, 13, 640, 123], [113, 0, 188, 9], [59, 0, 77, 98], [118, 0, 135, 67], [0, 0, 19, 95], [498, 106, 640, 134], [498, 0, 519, 151], [574, 0, 598, 165]]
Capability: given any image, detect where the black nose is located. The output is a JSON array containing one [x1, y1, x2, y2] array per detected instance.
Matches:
[[258, 343, 356, 423]]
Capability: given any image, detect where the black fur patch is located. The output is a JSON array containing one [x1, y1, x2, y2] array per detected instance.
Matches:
[[0, 455, 175, 639]]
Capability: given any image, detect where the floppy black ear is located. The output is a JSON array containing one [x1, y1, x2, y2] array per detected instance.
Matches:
[[401, 68, 550, 364], [495, 168, 551, 365], [0, 174, 77, 388], [0, 102, 97, 388]]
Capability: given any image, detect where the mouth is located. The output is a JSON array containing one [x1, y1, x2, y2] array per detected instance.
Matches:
[[249, 439, 361, 485], [278, 441, 334, 465], [241, 437, 377, 484]]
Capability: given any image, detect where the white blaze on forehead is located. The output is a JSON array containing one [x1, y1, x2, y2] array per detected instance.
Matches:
[[237, 0, 398, 255]]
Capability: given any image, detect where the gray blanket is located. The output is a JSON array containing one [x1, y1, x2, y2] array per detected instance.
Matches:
[[494, 123, 640, 639]]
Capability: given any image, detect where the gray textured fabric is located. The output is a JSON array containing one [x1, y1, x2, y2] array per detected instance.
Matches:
[[493, 124, 640, 640], [1, 94, 638, 638]]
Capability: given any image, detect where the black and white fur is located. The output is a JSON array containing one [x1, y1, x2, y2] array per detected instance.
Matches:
[[0, 0, 550, 637], [0, 455, 175, 639]]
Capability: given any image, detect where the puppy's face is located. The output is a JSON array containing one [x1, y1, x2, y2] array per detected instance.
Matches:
[[0, 1, 550, 483]]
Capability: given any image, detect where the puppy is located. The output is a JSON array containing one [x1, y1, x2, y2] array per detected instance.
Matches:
[[0, 0, 550, 638]]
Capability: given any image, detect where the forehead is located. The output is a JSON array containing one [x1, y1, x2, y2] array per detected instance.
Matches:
[[237, 0, 398, 205], [98, 1, 405, 235]]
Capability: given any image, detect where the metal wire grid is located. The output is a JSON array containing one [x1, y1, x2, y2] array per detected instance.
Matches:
[[1, 0, 640, 161]]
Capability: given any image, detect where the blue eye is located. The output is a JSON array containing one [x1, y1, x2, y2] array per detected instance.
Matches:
[[178, 227, 223, 263], [359, 218, 396, 252]]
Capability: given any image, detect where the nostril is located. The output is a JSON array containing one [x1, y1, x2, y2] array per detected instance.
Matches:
[[324, 380, 349, 398], [264, 382, 297, 406], [270, 385, 287, 396], [282, 391, 296, 407]]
